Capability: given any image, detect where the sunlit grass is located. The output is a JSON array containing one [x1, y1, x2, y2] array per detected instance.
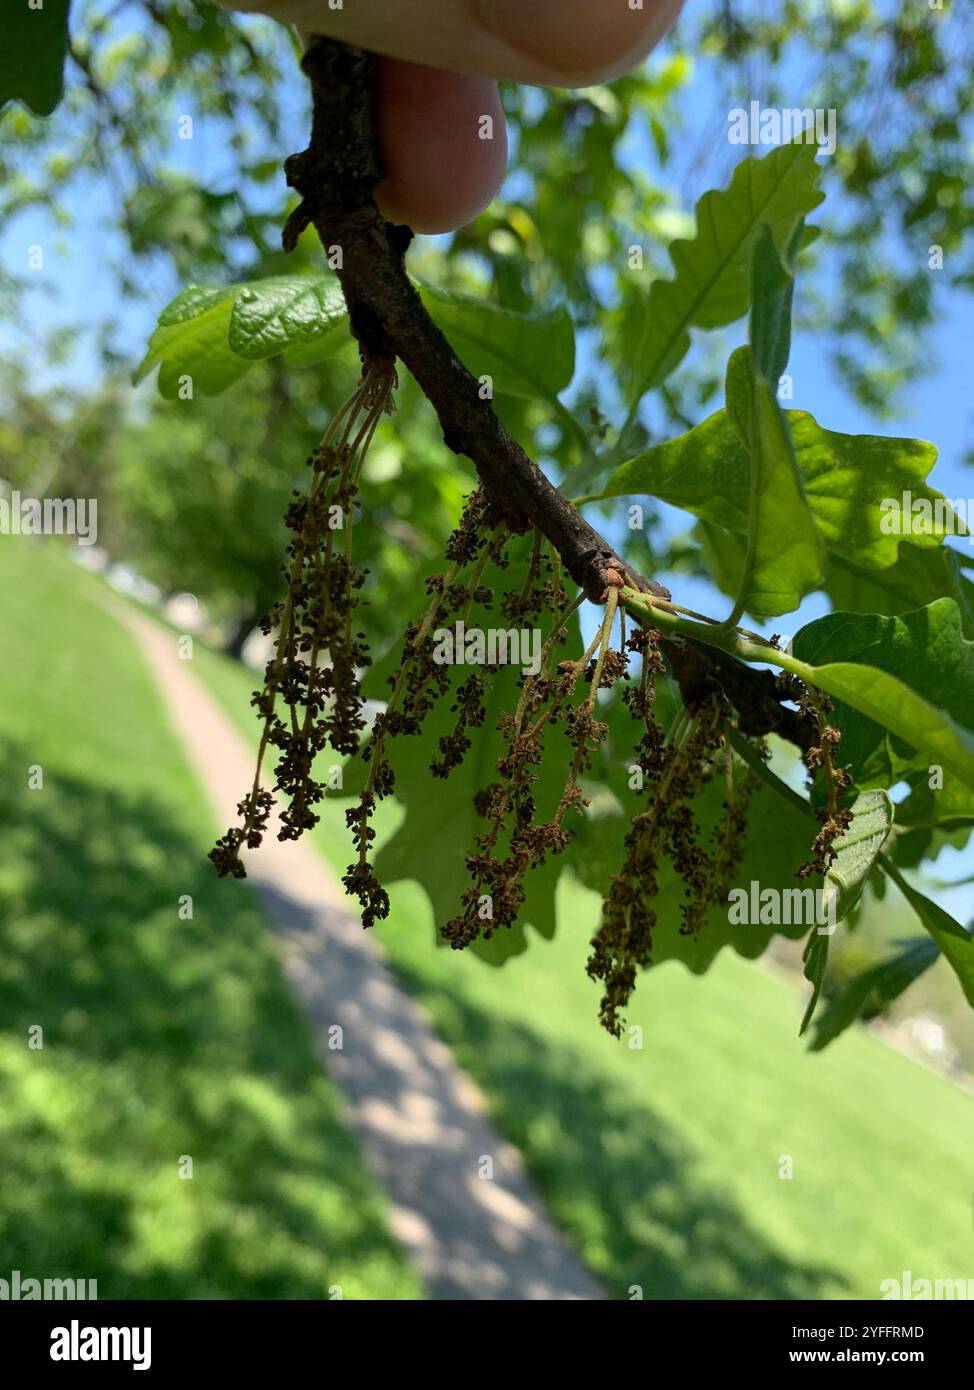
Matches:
[[0, 541, 421, 1299]]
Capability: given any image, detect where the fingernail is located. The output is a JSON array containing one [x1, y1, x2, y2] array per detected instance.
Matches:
[[474, 0, 561, 67], [474, 0, 678, 83]]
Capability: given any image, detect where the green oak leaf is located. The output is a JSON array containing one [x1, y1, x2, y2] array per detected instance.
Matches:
[[809, 937, 940, 1052], [594, 406, 954, 589], [800, 931, 829, 1034], [156, 284, 237, 327], [599, 408, 744, 519], [134, 289, 251, 400], [887, 776, 973, 874], [791, 417, 962, 569], [698, 531, 974, 631], [138, 274, 575, 404], [895, 776, 974, 832], [724, 345, 824, 618], [791, 598, 974, 791], [882, 861, 974, 1008], [749, 222, 801, 386], [624, 140, 823, 409], [824, 547, 974, 630], [135, 276, 351, 397], [825, 789, 892, 920], [1, 0, 71, 117], [416, 283, 575, 402], [228, 276, 348, 359]]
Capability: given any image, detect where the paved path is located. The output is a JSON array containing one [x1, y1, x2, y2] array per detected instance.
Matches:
[[107, 596, 602, 1301]]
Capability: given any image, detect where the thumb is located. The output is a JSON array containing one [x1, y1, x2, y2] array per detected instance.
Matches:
[[227, 0, 684, 88]]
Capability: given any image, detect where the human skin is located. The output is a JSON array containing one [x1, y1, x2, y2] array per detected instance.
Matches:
[[218, 0, 684, 232]]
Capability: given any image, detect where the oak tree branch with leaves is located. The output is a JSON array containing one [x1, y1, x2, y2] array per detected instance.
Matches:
[[183, 35, 974, 1039], [7, 2, 972, 1049]]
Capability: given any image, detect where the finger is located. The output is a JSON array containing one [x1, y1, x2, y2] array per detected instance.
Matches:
[[232, 0, 685, 87], [373, 60, 508, 234]]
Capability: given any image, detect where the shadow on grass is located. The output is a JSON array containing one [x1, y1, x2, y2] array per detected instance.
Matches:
[[0, 742, 417, 1299], [388, 960, 849, 1300]]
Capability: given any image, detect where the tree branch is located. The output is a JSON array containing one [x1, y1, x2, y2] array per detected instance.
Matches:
[[282, 35, 815, 754]]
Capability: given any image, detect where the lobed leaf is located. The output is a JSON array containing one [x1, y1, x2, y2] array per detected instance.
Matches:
[[134, 294, 251, 400], [791, 598, 974, 792], [824, 546, 974, 629], [809, 938, 940, 1051], [724, 345, 824, 618], [882, 863, 974, 1008], [598, 410, 952, 582], [135, 276, 350, 398], [138, 274, 576, 405], [417, 283, 575, 402], [624, 141, 824, 409]]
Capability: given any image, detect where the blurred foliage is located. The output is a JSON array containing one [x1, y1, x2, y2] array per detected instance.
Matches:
[[0, 1, 970, 628], [111, 356, 470, 647]]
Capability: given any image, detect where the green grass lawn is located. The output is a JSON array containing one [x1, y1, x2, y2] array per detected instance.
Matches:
[[0, 541, 421, 1299], [10, 541, 972, 1301], [192, 587, 974, 1301]]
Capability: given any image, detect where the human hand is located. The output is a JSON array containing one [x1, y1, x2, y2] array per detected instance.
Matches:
[[223, 0, 683, 232]]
